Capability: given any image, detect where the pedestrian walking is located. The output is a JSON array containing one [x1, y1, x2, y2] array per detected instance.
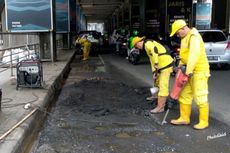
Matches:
[[169, 19, 210, 130], [132, 36, 174, 113]]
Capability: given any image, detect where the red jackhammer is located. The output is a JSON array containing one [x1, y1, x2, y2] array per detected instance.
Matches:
[[161, 65, 189, 125]]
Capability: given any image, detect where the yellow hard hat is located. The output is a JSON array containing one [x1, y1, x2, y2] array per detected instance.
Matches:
[[132, 36, 145, 47], [170, 19, 187, 37]]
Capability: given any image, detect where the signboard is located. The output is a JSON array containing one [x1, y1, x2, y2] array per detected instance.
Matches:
[[167, 0, 193, 31], [69, 0, 76, 32], [56, 0, 68, 33], [145, 0, 160, 34], [131, 4, 140, 30], [5, 0, 52, 32], [196, 3, 212, 29]]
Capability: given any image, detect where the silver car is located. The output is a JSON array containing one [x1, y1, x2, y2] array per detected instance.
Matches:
[[199, 29, 230, 67]]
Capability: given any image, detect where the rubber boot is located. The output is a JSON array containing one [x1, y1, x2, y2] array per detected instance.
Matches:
[[150, 96, 166, 113], [193, 104, 209, 130], [171, 103, 191, 125]]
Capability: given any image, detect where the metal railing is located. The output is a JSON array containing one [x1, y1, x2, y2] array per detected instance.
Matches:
[[0, 43, 40, 76], [0, 32, 68, 77], [0, 32, 40, 77]]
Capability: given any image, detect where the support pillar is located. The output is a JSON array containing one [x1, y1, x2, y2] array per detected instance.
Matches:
[[139, 0, 145, 34], [50, 31, 56, 62]]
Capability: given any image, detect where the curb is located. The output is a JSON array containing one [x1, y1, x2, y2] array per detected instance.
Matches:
[[0, 51, 76, 153]]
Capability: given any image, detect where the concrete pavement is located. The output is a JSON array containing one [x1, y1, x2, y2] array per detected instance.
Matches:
[[0, 49, 76, 153]]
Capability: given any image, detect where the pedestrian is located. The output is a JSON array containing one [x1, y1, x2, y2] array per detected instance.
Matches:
[[76, 35, 92, 61], [169, 19, 210, 130], [132, 36, 174, 113]]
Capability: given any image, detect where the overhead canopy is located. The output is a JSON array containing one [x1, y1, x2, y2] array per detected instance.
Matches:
[[78, 0, 125, 23]]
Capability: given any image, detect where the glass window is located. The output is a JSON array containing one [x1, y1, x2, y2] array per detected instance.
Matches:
[[200, 31, 227, 42]]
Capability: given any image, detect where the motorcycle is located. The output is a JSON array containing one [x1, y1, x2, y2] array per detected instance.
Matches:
[[115, 37, 128, 56], [127, 36, 141, 65], [128, 48, 141, 65]]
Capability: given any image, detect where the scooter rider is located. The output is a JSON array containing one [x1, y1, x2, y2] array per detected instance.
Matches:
[[129, 30, 139, 49], [126, 30, 139, 59], [132, 36, 174, 113], [169, 19, 210, 130]]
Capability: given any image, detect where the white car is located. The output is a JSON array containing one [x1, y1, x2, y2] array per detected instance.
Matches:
[[199, 29, 230, 68]]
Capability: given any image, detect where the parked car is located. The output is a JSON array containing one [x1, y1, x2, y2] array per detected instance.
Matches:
[[199, 29, 230, 68]]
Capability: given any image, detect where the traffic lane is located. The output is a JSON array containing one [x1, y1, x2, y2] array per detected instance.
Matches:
[[101, 54, 155, 87], [209, 66, 230, 126], [101, 54, 230, 126]]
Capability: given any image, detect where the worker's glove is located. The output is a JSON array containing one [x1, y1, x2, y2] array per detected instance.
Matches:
[[75, 39, 80, 44], [166, 97, 177, 109], [154, 63, 159, 70], [173, 66, 179, 73], [180, 65, 186, 73], [152, 71, 158, 81]]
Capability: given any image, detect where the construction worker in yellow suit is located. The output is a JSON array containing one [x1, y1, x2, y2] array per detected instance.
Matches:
[[132, 36, 174, 113], [170, 19, 210, 130], [76, 35, 92, 61]]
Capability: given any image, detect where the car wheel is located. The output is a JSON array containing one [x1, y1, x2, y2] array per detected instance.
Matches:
[[221, 63, 230, 70], [129, 52, 140, 65]]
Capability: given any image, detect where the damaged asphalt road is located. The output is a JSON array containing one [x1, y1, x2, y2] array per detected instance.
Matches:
[[31, 56, 230, 153]]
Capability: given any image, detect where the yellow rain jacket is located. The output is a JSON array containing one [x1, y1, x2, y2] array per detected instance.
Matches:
[[179, 28, 210, 75], [78, 37, 91, 60], [144, 40, 174, 73], [179, 28, 210, 106], [144, 40, 173, 96]]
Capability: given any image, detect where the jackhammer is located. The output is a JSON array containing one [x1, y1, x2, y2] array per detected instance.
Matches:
[[161, 65, 189, 125]]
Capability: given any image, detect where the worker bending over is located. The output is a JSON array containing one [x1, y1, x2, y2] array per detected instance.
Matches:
[[132, 36, 173, 113]]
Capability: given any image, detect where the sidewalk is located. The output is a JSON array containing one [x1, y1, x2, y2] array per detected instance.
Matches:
[[0, 49, 76, 153]]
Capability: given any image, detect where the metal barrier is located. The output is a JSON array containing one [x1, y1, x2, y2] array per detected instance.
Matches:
[[0, 32, 40, 77], [0, 33, 67, 77], [0, 43, 40, 76]]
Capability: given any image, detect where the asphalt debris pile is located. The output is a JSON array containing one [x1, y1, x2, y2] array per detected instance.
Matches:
[[33, 78, 174, 153], [57, 78, 154, 117], [32, 57, 230, 153]]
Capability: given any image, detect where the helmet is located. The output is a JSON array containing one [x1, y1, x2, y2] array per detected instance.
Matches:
[[131, 36, 145, 47], [133, 30, 139, 36], [170, 19, 187, 37]]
